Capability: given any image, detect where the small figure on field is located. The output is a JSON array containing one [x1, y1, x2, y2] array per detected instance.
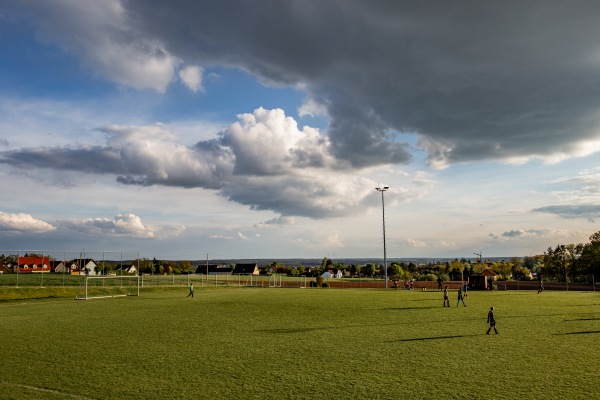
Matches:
[[393, 280, 399, 290], [486, 306, 498, 334], [437, 276, 443, 291], [443, 286, 450, 307], [187, 282, 194, 298], [457, 287, 466, 307], [538, 280, 544, 294], [463, 281, 469, 298]]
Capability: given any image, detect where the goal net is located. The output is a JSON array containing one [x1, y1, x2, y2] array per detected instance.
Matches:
[[76, 275, 140, 300]]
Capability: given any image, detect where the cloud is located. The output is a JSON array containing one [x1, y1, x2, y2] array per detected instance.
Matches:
[[254, 216, 296, 228], [0, 108, 395, 218], [15, 1, 600, 169], [411, 171, 436, 188], [178, 65, 203, 92], [489, 228, 562, 241], [0, 211, 56, 233], [57, 213, 183, 238], [436, 241, 457, 249], [14, 0, 179, 92], [406, 238, 426, 248], [101, 0, 600, 168], [532, 205, 600, 222]]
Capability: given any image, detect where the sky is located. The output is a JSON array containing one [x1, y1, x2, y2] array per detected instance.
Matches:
[[1, 0, 600, 261]]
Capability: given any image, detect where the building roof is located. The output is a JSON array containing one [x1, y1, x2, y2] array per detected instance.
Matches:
[[480, 269, 498, 276], [232, 263, 259, 275]]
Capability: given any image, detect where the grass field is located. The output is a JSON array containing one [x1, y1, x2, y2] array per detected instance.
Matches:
[[1, 287, 599, 399]]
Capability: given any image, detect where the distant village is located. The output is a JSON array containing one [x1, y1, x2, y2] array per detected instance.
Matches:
[[1, 253, 549, 290]]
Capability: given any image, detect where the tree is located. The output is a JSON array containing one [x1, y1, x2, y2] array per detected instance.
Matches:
[[179, 260, 194, 274], [135, 258, 154, 274], [363, 263, 376, 278], [510, 257, 524, 268], [388, 263, 402, 279], [577, 231, 600, 281], [512, 266, 531, 280], [542, 244, 582, 282], [491, 261, 512, 280], [449, 259, 464, 281]]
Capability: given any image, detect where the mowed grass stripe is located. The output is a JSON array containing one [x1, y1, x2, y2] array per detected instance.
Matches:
[[1, 288, 599, 399]]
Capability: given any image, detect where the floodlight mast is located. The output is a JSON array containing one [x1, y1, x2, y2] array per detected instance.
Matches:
[[375, 186, 389, 289]]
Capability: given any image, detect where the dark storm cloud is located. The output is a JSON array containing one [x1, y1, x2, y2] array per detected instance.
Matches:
[[124, 0, 600, 167]]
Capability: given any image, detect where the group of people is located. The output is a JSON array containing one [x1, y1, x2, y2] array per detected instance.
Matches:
[[442, 283, 499, 334], [442, 284, 468, 307], [392, 279, 415, 290]]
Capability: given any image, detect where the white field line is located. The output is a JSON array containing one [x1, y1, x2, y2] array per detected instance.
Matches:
[[0, 381, 97, 400]]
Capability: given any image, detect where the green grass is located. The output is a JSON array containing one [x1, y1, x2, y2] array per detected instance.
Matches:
[[1, 288, 599, 399]]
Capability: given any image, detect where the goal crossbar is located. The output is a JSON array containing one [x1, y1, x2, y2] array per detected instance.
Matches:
[[76, 275, 140, 300]]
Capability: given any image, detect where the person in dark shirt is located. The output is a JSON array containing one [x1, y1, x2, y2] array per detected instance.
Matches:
[[443, 287, 450, 307], [487, 306, 498, 334], [457, 287, 466, 307], [538, 280, 544, 294]]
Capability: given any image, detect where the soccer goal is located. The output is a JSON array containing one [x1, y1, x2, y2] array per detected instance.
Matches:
[[76, 275, 140, 300]]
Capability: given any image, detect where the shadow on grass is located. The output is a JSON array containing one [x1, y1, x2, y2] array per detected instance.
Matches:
[[557, 330, 600, 335], [390, 334, 480, 342], [382, 306, 442, 311]]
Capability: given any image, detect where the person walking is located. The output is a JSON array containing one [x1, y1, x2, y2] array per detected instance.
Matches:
[[538, 280, 544, 294], [487, 306, 498, 334], [187, 282, 194, 298], [457, 287, 466, 307], [443, 286, 450, 307]]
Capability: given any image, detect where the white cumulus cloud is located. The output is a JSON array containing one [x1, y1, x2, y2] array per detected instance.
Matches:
[[0, 211, 56, 233]]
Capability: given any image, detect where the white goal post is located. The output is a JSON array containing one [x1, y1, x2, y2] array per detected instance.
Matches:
[[76, 275, 140, 300]]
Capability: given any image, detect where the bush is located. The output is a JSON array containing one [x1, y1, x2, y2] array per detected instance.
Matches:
[[416, 274, 437, 281], [316, 276, 324, 287]]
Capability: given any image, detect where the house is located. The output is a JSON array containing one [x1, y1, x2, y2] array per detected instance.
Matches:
[[17, 256, 50, 274], [321, 269, 343, 279], [115, 264, 137, 275], [68, 259, 99, 275], [480, 269, 499, 280], [195, 264, 233, 275], [232, 263, 259, 276], [51, 260, 67, 273], [1, 262, 14, 274]]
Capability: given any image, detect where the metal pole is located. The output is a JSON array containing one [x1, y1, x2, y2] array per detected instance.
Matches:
[[375, 187, 389, 289]]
